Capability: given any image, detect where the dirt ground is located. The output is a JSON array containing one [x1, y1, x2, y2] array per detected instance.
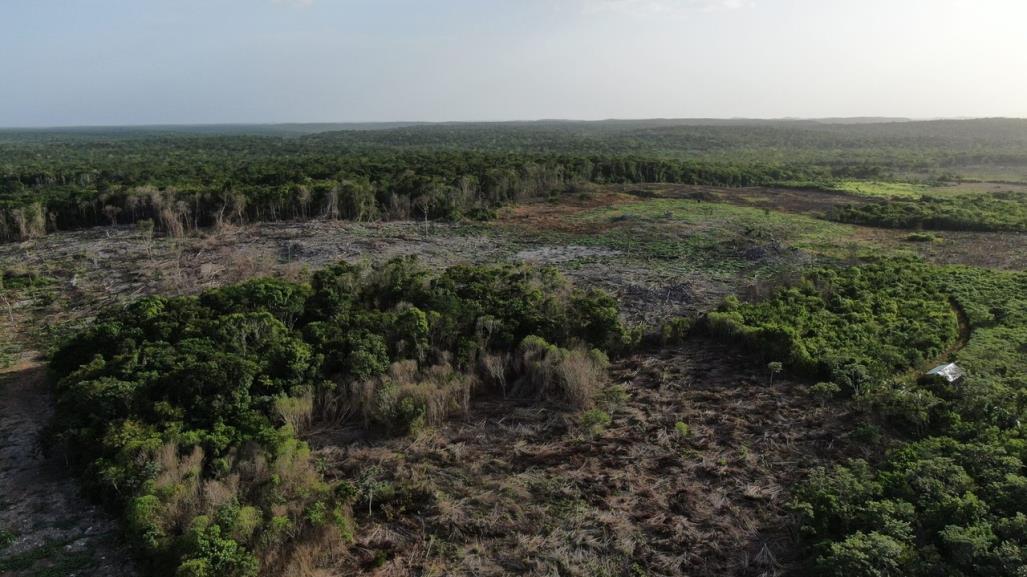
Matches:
[[311, 340, 861, 577], [0, 201, 730, 336], [0, 354, 136, 576]]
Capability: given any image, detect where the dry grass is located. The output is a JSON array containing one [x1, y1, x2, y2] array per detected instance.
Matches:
[[554, 348, 609, 410], [515, 338, 609, 409], [330, 360, 476, 434], [311, 340, 862, 577], [277, 392, 315, 434]]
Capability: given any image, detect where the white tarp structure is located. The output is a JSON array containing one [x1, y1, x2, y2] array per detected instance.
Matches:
[[926, 362, 966, 384]]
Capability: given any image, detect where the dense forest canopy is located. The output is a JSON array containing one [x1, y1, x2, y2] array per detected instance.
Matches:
[[2, 118, 1027, 241]]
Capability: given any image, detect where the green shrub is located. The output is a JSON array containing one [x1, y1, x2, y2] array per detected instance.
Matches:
[[659, 317, 693, 345], [48, 259, 627, 575], [810, 382, 841, 403], [581, 409, 612, 436], [674, 421, 691, 438], [815, 531, 914, 577]]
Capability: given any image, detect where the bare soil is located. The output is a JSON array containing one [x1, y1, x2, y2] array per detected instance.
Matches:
[[0, 354, 136, 576], [311, 341, 861, 577]]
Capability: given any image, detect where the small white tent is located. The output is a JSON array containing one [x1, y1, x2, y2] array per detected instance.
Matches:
[[926, 363, 966, 384]]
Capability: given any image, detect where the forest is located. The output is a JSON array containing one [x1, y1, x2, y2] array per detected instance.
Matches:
[[3, 118, 1027, 241]]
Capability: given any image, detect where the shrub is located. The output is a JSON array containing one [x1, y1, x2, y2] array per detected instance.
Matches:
[[659, 317, 693, 345], [515, 336, 610, 409], [674, 421, 691, 438], [581, 409, 612, 436], [48, 259, 626, 575], [815, 531, 913, 577], [810, 382, 841, 404]]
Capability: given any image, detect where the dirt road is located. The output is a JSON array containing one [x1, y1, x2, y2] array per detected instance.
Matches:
[[0, 354, 136, 576]]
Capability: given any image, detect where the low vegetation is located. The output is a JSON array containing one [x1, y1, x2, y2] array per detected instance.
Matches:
[[829, 193, 1027, 232], [48, 258, 630, 576], [707, 258, 1027, 576], [705, 259, 959, 383]]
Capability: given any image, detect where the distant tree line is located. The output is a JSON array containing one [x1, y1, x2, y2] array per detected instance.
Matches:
[[0, 146, 824, 240], [4, 118, 1027, 241]]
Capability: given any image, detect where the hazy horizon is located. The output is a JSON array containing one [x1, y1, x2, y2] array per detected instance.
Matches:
[[3, 116, 1022, 132], [3, 0, 1026, 127]]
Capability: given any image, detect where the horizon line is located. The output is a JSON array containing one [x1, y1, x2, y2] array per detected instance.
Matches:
[[4, 116, 1027, 131]]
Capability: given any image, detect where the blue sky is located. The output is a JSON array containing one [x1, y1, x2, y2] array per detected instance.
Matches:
[[2, 0, 1026, 126]]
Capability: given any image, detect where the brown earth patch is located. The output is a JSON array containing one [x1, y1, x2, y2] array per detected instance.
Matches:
[[496, 191, 636, 233], [0, 354, 136, 576], [310, 340, 863, 577]]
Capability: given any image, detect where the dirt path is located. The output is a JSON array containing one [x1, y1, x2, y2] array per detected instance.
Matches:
[[0, 353, 136, 576]]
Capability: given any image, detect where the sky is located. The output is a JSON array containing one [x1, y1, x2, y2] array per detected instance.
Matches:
[[2, 0, 1026, 126]]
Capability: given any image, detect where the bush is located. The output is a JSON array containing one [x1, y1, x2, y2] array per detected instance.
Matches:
[[515, 336, 609, 409], [581, 409, 612, 436], [815, 531, 914, 577], [810, 382, 842, 403], [674, 421, 691, 438], [49, 259, 627, 575]]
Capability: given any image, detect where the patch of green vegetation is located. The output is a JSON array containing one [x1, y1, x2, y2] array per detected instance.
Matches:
[[711, 258, 1027, 576], [581, 408, 612, 436], [1, 269, 56, 290], [49, 258, 629, 577], [674, 421, 691, 438], [904, 232, 941, 243], [0, 343, 18, 370], [0, 539, 95, 576], [829, 192, 1027, 232], [28, 550, 97, 577], [0, 528, 16, 549], [705, 259, 959, 382], [809, 382, 841, 403], [829, 180, 933, 199], [568, 198, 872, 275]]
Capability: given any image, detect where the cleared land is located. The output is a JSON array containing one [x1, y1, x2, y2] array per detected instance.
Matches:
[[1, 182, 1025, 576]]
